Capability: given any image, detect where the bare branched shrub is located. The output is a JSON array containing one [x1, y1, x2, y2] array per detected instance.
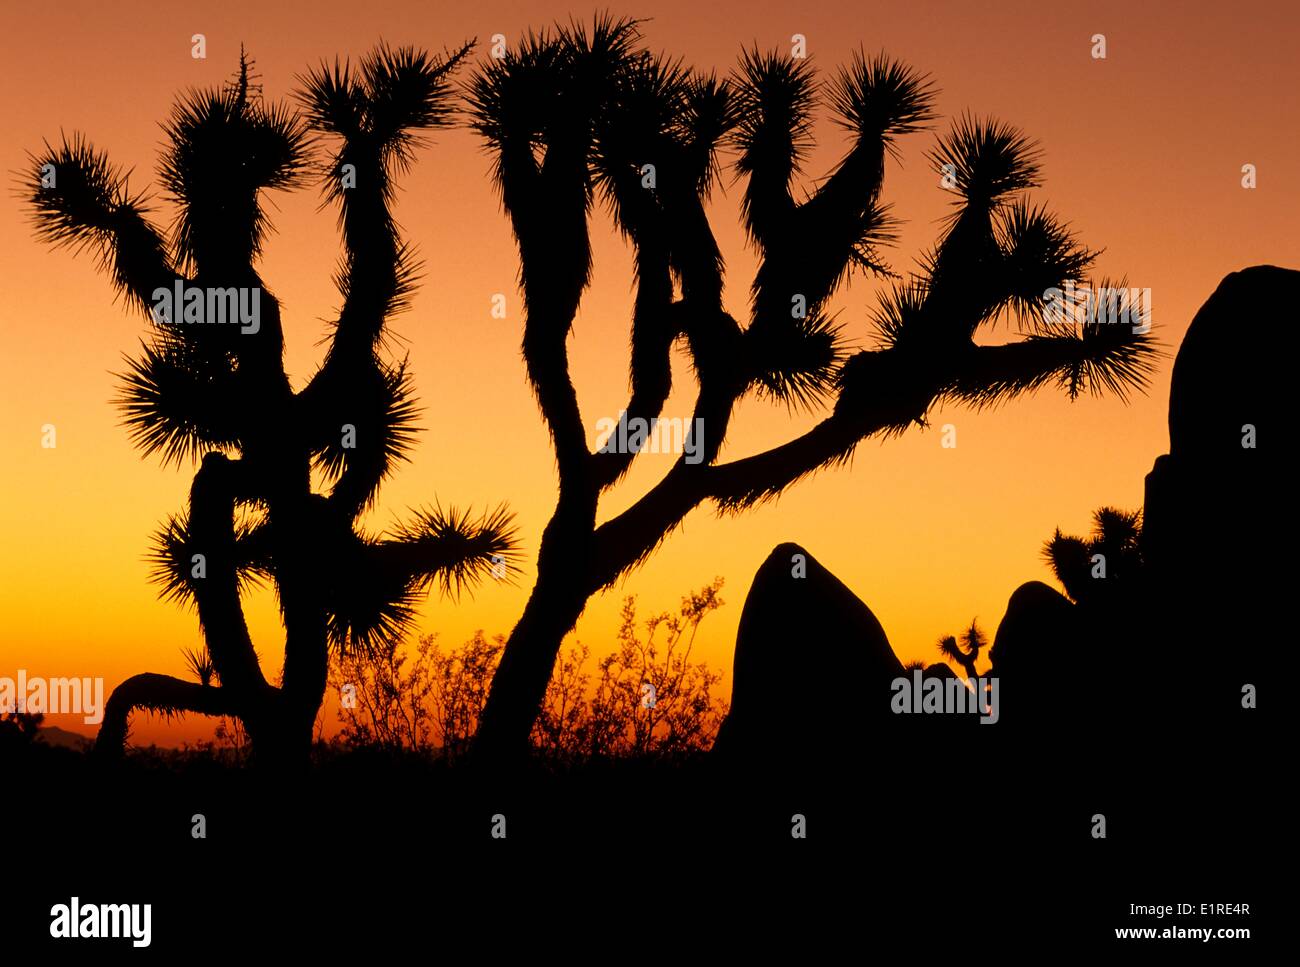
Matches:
[[329, 636, 438, 752], [536, 579, 728, 760], [428, 632, 505, 761], [328, 582, 729, 762]]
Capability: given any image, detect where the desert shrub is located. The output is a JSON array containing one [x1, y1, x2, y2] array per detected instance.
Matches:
[[328, 582, 729, 762]]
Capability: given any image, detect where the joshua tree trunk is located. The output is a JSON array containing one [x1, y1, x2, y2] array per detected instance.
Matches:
[[474, 578, 589, 758], [475, 496, 595, 758], [96, 673, 241, 754]]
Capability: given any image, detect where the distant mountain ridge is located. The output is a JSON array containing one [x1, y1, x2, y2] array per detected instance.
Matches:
[[36, 726, 93, 750]]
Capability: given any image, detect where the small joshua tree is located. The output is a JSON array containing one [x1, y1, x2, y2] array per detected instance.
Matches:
[[28, 46, 518, 765], [1043, 506, 1144, 606], [465, 17, 1157, 757], [938, 619, 988, 683]]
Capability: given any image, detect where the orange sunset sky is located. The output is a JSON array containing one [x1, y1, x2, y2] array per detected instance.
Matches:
[[1, 0, 1296, 744]]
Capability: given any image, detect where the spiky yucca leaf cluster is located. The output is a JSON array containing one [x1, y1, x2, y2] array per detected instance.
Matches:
[[1043, 506, 1144, 604], [161, 50, 311, 273], [146, 507, 271, 610]]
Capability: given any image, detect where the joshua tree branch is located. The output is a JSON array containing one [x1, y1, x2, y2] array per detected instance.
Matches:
[[518, 176, 595, 485], [27, 136, 185, 316], [590, 263, 676, 490], [94, 673, 241, 757], [299, 43, 471, 403], [939, 327, 1156, 407], [359, 505, 522, 609], [188, 454, 268, 695], [500, 153, 593, 485]]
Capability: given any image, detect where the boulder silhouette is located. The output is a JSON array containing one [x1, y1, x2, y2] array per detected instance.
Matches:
[[712, 542, 904, 766], [923, 662, 959, 681], [1142, 265, 1295, 720], [987, 581, 1078, 730]]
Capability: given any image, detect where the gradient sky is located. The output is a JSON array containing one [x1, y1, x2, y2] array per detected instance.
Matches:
[[2, 0, 1296, 744]]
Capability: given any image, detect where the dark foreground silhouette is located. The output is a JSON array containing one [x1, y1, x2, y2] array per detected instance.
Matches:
[[717, 268, 1286, 774]]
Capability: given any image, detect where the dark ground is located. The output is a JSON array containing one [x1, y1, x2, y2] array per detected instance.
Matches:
[[1, 734, 1275, 956]]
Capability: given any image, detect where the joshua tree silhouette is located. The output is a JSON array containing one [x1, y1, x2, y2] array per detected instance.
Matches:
[[466, 17, 1156, 758], [938, 619, 987, 683], [28, 46, 518, 765], [1042, 506, 1144, 605]]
